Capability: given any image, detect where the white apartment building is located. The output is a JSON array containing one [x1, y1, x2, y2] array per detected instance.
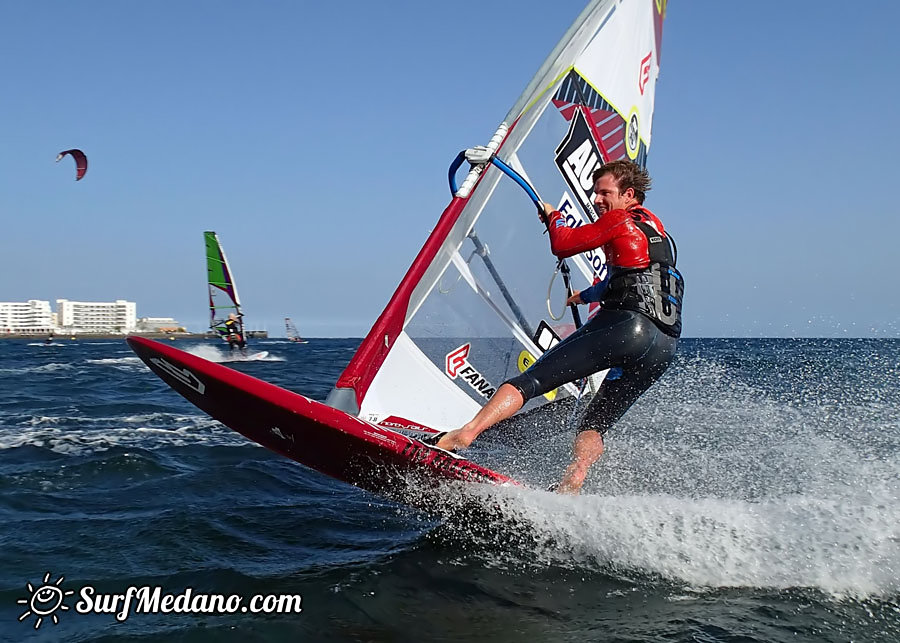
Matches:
[[0, 300, 54, 334], [56, 299, 137, 333]]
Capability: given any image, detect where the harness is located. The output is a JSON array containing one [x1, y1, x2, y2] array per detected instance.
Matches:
[[600, 207, 684, 337]]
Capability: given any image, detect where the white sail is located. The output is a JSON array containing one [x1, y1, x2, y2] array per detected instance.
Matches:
[[285, 317, 306, 343], [328, 0, 667, 431]]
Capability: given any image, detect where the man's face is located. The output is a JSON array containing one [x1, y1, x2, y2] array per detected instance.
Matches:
[[592, 173, 634, 214]]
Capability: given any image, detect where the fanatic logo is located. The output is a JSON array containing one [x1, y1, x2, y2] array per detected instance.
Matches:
[[445, 344, 496, 399], [17, 572, 74, 630], [445, 344, 470, 377]]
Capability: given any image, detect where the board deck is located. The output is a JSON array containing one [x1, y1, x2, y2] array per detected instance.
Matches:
[[127, 337, 517, 502]]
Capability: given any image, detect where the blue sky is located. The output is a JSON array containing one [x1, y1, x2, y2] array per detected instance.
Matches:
[[1, 1, 897, 338]]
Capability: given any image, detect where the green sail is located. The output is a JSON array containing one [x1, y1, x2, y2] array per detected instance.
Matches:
[[204, 231, 243, 337]]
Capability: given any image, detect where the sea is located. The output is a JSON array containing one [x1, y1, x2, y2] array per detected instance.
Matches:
[[0, 337, 897, 642]]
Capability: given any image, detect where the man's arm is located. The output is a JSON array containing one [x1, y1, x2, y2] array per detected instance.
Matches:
[[546, 210, 628, 259], [566, 278, 608, 306], [578, 279, 609, 303]]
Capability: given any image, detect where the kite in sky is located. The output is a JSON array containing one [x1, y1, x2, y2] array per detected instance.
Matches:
[[56, 149, 88, 181]]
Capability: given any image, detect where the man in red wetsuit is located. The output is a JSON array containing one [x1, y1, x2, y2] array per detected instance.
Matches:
[[435, 160, 684, 494]]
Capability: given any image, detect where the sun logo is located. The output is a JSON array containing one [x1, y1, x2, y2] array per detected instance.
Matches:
[[625, 108, 641, 160], [17, 572, 74, 630]]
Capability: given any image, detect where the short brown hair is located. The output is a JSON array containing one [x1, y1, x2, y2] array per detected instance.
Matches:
[[592, 160, 651, 204]]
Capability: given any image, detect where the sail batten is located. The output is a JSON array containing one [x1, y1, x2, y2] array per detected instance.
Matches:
[[328, 0, 666, 431]]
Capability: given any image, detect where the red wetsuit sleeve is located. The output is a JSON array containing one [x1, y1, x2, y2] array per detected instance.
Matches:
[[546, 209, 632, 259]]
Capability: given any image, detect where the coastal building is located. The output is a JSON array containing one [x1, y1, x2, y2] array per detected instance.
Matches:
[[56, 299, 137, 333], [0, 300, 54, 334], [136, 317, 185, 333]]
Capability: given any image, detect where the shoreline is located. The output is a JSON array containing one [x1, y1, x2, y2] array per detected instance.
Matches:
[[1, 330, 269, 341], [3, 332, 221, 341]]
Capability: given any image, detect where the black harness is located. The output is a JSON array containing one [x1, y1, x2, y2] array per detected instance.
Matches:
[[600, 208, 684, 337]]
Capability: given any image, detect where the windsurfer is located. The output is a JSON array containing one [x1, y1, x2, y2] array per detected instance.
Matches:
[[435, 160, 684, 494], [220, 313, 247, 353]]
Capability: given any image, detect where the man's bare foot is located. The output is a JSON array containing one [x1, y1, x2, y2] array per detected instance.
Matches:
[[434, 429, 475, 452], [554, 478, 584, 495]]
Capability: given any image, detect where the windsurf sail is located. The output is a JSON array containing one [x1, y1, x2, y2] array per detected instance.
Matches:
[[204, 231, 245, 341], [327, 0, 667, 431], [285, 317, 305, 343]]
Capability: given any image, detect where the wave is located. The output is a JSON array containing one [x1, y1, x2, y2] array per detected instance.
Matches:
[[419, 344, 900, 600], [83, 357, 148, 374], [0, 362, 76, 374], [434, 479, 900, 599], [85, 357, 144, 365], [182, 344, 285, 362], [0, 416, 251, 454]]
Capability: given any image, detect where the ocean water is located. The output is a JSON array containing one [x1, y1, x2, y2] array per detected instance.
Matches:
[[0, 337, 897, 642]]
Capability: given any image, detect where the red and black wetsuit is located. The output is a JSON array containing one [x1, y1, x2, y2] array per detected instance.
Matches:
[[505, 204, 685, 435]]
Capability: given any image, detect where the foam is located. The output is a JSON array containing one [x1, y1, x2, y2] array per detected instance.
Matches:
[[441, 480, 900, 599], [85, 357, 145, 369], [0, 362, 76, 374], [428, 347, 900, 599], [0, 414, 251, 454], [182, 344, 284, 362]]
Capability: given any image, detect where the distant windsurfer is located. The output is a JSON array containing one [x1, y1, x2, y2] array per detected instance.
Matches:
[[435, 160, 684, 494], [220, 313, 247, 354]]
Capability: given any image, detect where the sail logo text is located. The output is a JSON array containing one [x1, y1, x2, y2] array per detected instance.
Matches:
[[638, 51, 652, 95], [558, 193, 608, 280], [445, 344, 496, 399], [554, 105, 603, 223]]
